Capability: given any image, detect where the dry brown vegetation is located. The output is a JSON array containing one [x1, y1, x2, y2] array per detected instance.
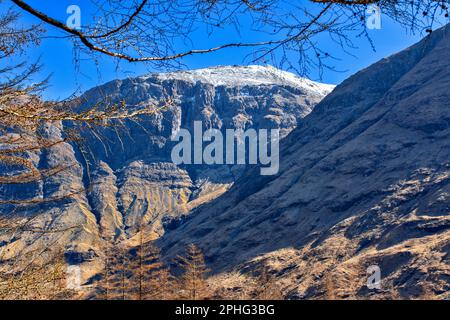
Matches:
[[0, 215, 284, 301], [93, 241, 284, 301], [96, 241, 211, 300], [0, 8, 166, 295], [0, 6, 172, 205], [2, 0, 449, 301], [97, 234, 176, 300], [0, 216, 77, 300]]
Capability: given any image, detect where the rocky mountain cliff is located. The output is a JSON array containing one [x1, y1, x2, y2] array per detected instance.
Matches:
[[0, 66, 332, 279], [159, 28, 450, 299], [77, 65, 333, 239]]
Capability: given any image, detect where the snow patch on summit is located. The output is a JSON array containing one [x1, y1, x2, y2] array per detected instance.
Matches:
[[142, 65, 335, 96]]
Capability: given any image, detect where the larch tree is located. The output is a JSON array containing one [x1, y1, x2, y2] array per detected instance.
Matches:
[[96, 234, 175, 300], [112, 244, 133, 300], [7, 0, 450, 76], [2, 0, 450, 301], [0, 5, 172, 204], [130, 231, 166, 300], [0, 246, 75, 300], [177, 244, 210, 300]]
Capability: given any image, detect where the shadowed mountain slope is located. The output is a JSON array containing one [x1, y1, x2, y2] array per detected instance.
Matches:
[[159, 27, 450, 299], [0, 66, 332, 282]]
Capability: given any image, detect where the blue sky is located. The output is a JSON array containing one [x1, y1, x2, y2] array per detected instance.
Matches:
[[6, 1, 429, 100]]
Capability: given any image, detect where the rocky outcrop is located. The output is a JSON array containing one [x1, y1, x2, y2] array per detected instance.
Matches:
[[0, 66, 332, 281], [159, 27, 450, 299]]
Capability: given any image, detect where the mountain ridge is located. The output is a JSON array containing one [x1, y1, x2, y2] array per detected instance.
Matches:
[[0, 65, 333, 283], [158, 26, 450, 299]]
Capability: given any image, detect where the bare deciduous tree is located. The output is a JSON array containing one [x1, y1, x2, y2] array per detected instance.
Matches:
[[0, 227, 75, 300], [97, 235, 175, 300], [0, 7, 172, 205], [8, 0, 450, 75], [130, 231, 175, 300], [176, 244, 211, 300]]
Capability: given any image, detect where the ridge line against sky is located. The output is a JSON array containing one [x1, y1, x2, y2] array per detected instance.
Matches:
[[3, 0, 433, 100]]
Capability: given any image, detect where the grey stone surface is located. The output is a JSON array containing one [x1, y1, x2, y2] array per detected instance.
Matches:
[[0, 66, 331, 282], [158, 27, 450, 299]]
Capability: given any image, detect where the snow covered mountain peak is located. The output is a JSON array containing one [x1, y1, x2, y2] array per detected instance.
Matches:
[[141, 65, 335, 95]]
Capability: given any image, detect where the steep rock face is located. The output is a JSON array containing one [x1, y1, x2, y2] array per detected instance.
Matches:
[[74, 65, 332, 238], [159, 28, 450, 299], [0, 66, 332, 279], [0, 122, 101, 278]]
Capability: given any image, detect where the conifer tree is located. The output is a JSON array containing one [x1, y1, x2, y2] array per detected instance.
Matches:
[[97, 239, 114, 300], [151, 266, 175, 300], [131, 231, 166, 300], [98, 242, 132, 300], [177, 244, 210, 300]]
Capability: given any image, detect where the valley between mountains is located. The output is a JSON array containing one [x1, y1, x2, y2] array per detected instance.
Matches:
[[1, 27, 450, 299]]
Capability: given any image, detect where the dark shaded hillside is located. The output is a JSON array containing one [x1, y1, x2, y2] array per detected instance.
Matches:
[[0, 66, 332, 283], [159, 26, 450, 299]]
